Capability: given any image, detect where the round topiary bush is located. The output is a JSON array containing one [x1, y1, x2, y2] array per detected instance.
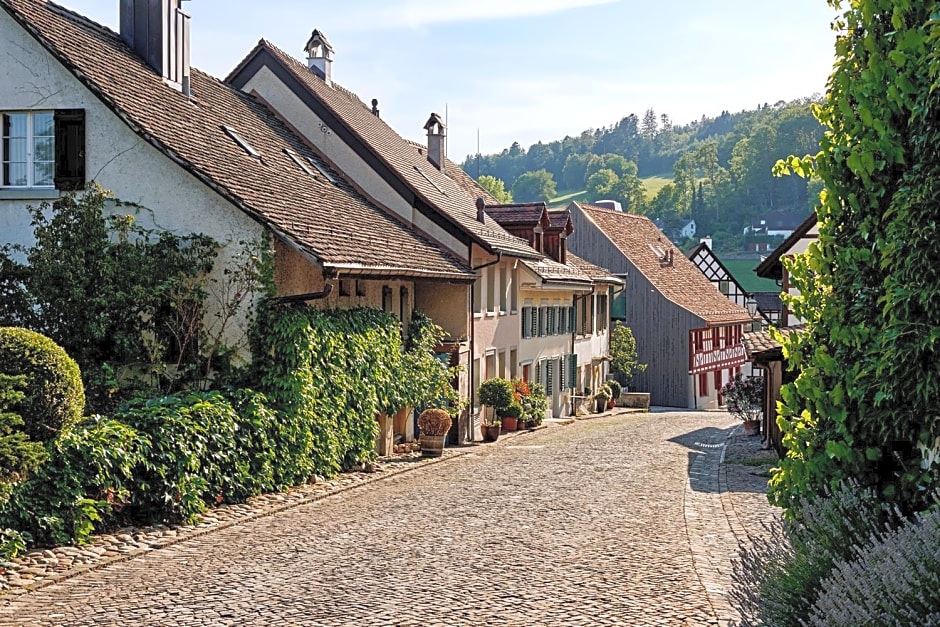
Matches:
[[0, 327, 84, 442]]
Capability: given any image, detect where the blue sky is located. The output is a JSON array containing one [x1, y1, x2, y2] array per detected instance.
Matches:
[[57, 0, 838, 164]]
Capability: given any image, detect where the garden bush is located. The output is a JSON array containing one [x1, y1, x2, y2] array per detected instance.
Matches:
[[0, 374, 46, 494], [117, 391, 264, 524], [0, 415, 148, 548], [807, 507, 940, 626], [0, 327, 84, 442], [732, 481, 903, 626]]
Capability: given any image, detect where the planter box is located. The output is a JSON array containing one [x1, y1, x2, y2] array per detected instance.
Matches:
[[620, 392, 650, 411]]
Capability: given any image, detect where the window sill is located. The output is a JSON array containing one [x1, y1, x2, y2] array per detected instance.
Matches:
[[0, 188, 60, 200]]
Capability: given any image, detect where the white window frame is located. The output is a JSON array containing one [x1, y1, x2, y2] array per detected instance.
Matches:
[[2, 111, 55, 189]]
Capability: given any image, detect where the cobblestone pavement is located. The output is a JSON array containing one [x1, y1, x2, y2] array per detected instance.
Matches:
[[0, 409, 779, 626]]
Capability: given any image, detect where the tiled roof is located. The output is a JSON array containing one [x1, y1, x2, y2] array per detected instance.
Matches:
[[547, 209, 573, 234], [483, 203, 548, 227], [576, 203, 751, 325], [522, 257, 592, 285], [236, 40, 540, 260], [752, 292, 783, 312], [743, 326, 801, 358], [0, 0, 474, 282], [566, 252, 623, 285]]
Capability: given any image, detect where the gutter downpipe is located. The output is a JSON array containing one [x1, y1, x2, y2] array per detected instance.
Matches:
[[469, 251, 503, 441], [270, 282, 334, 304]]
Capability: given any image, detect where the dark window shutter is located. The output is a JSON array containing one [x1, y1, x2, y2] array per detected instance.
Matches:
[[522, 307, 531, 339], [54, 109, 85, 191], [568, 354, 578, 389]]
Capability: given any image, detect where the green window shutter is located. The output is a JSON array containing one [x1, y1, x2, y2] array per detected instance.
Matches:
[[545, 359, 553, 393], [548, 307, 556, 335], [535, 360, 542, 386], [559, 355, 567, 392], [568, 354, 578, 389], [531, 307, 539, 338], [522, 307, 531, 339], [539, 306, 548, 337]]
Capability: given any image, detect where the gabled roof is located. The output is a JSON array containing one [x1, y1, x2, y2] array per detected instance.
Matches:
[[0, 0, 474, 282], [227, 39, 540, 260], [755, 213, 817, 280], [574, 203, 751, 325], [483, 203, 550, 229], [547, 209, 574, 236]]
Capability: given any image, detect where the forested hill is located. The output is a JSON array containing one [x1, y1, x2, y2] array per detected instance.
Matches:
[[461, 98, 825, 250]]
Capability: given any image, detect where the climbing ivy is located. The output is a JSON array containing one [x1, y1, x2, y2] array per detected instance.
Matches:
[[770, 1, 940, 513], [0, 186, 270, 412]]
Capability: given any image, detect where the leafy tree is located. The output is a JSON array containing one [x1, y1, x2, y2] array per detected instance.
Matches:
[[610, 323, 646, 382], [510, 169, 557, 203], [585, 168, 619, 199], [641, 108, 658, 139], [770, 0, 940, 514], [476, 175, 513, 203]]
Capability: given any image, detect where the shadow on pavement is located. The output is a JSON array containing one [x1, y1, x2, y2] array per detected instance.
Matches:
[[669, 425, 774, 495]]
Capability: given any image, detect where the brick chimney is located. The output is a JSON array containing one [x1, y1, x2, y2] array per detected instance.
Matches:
[[424, 113, 446, 170], [120, 0, 191, 95], [304, 29, 333, 86]]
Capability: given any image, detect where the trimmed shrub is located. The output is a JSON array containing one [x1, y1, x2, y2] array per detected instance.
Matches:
[[0, 374, 46, 492], [478, 378, 514, 411], [605, 379, 622, 400], [417, 408, 452, 436], [0, 327, 84, 442], [0, 415, 148, 547], [807, 508, 940, 626]]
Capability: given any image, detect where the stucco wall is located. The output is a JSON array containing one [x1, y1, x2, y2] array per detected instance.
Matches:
[[0, 12, 266, 357]]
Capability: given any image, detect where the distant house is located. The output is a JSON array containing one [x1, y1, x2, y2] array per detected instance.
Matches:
[[744, 212, 818, 453], [654, 217, 697, 243], [745, 210, 807, 238], [569, 203, 752, 409]]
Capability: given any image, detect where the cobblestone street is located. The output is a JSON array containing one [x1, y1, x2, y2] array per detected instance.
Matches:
[[0, 410, 779, 626]]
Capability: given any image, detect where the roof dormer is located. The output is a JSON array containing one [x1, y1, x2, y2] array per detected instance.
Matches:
[[304, 29, 334, 86]]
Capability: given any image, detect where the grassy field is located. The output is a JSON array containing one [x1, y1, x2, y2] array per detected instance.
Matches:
[[640, 175, 672, 199], [549, 174, 673, 208]]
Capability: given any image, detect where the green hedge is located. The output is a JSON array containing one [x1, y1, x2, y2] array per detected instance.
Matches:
[[0, 327, 84, 442]]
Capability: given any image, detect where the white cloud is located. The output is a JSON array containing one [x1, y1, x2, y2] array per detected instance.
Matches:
[[333, 0, 620, 31]]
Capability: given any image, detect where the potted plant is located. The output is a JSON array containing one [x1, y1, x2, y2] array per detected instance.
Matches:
[[594, 387, 611, 413], [610, 323, 647, 392], [499, 401, 523, 431], [721, 374, 764, 436], [417, 408, 452, 457], [604, 380, 622, 409], [481, 417, 501, 442], [478, 377, 514, 433], [524, 381, 548, 427]]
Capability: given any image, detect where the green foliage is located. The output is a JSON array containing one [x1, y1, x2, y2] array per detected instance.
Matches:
[[522, 381, 548, 424], [0, 186, 270, 412], [0, 327, 84, 443], [0, 415, 148, 547], [604, 379, 622, 400], [609, 323, 646, 381], [476, 175, 513, 203], [510, 169, 557, 203], [770, 0, 940, 514], [465, 99, 825, 242], [478, 377, 514, 410], [0, 374, 46, 492], [252, 305, 452, 483], [732, 481, 901, 626], [117, 391, 271, 524], [0, 527, 28, 562]]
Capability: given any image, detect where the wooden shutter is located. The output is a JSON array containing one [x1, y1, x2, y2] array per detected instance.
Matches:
[[521, 307, 532, 339], [538, 306, 548, 337], [567, 354, 578, 389], [559, 355, 566, 392], [54, 109, 85, 191], [545, 359, 553, 392]]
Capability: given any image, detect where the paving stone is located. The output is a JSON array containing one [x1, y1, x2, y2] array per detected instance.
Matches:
[[0, 410, 778, 626]]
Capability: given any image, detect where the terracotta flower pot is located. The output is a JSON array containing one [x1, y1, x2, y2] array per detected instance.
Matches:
[[501, 416, 518, 432], [482, 425, 501, 442], [743, 419, 761, 436]]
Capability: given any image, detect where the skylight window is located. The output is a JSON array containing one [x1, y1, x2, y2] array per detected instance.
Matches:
[[414, 165, 446, 196], [284, 149, 315, 176], [306, 156, 337, 183], [222, 125, 260, 159]]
